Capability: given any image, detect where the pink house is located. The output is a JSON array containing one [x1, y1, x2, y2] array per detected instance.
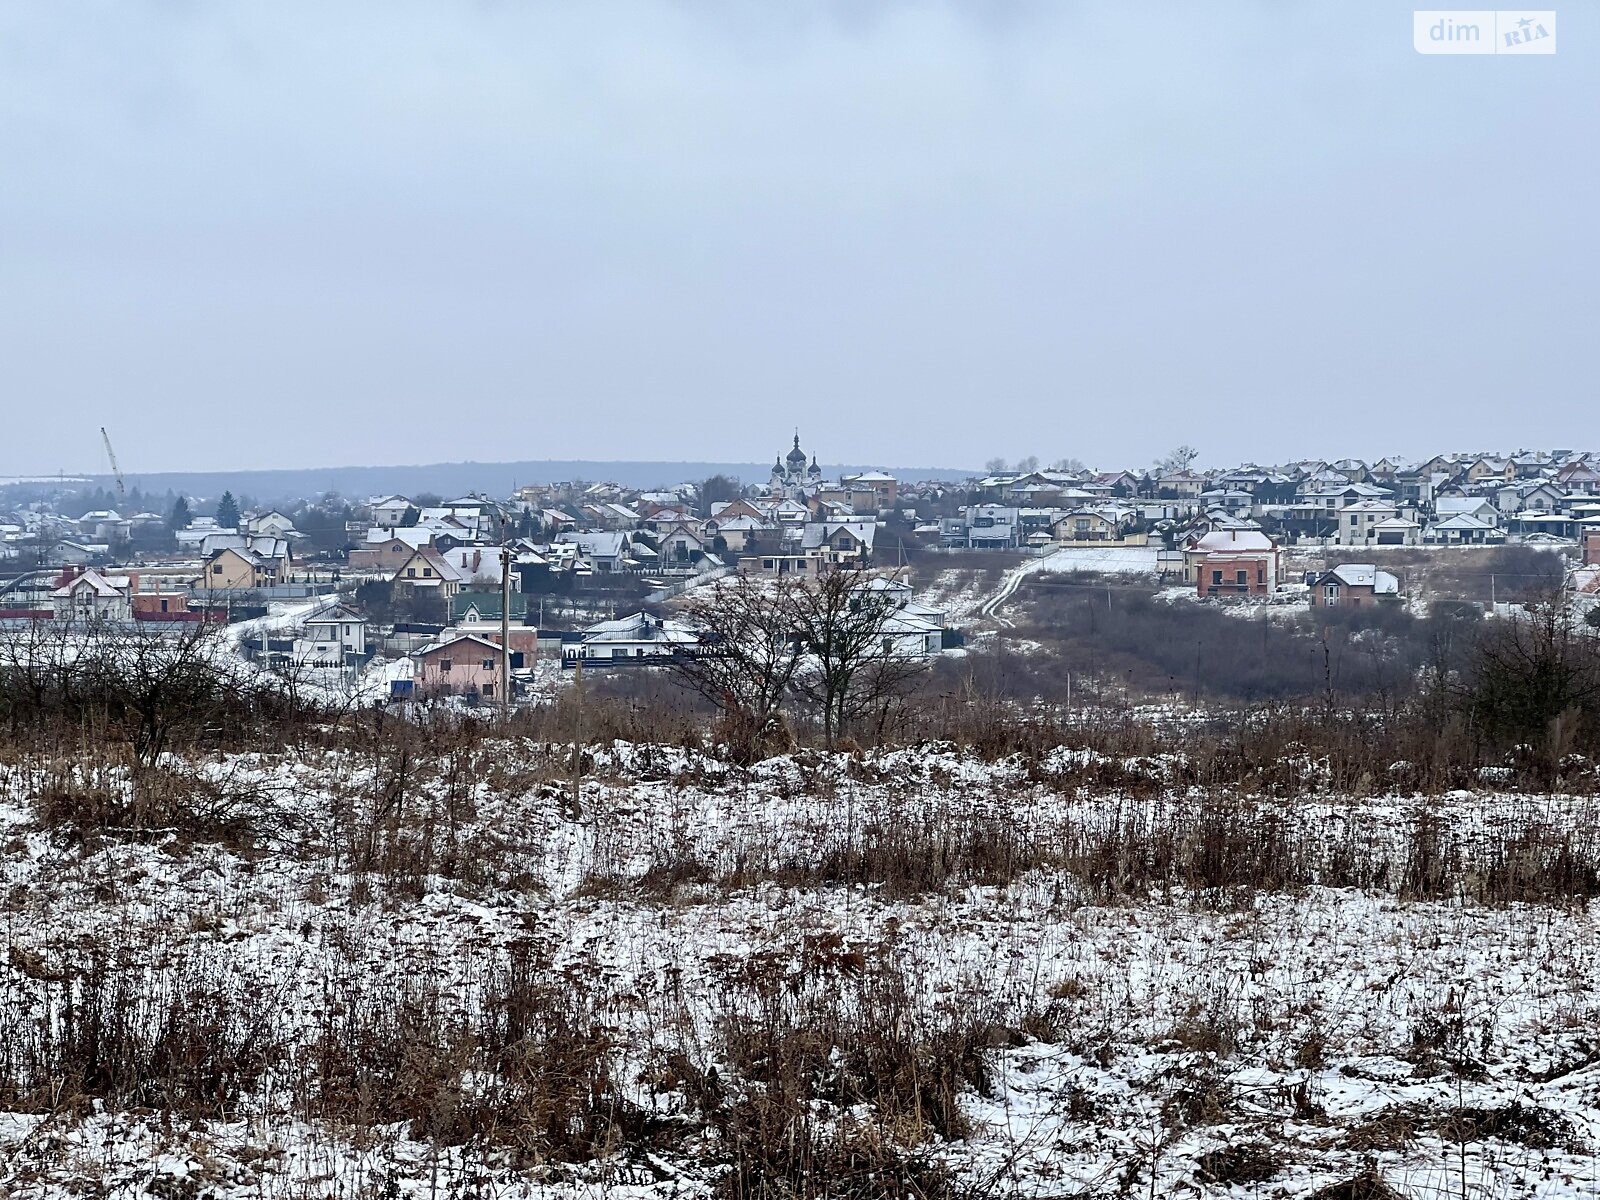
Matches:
[[413, 634, 507, 700]]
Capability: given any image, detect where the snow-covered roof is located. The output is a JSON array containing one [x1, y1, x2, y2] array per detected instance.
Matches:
[[1340, 500, 1398, 513], [1321, 564, 1399, 593], [1429, 514, 1495, 531], [580, 612, 698, 646], [52, 568, 130, 598], [1189, 530, 1275, 554], [558, 531, 629, 558], [416, 633, 502, 658]]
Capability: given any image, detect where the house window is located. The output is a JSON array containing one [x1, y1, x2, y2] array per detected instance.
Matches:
[[1211, 569, 1223, 585], [439, 659, 452, 672], [1324, 586, 1338, 603], [1235, 570, 1248, 586], [407, 568, 416, 578], [212, 564, 223, 575]]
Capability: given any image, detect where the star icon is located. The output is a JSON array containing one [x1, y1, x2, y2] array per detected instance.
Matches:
[[1517, 16, 1533, 28]]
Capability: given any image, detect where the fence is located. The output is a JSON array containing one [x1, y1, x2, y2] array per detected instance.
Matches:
[[646, 564, 734, 603]]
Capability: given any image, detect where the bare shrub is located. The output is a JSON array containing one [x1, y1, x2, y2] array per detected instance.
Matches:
[[303, 942, 648, 1160], [0, 950, 282, 1117], [708, 940, 994, 1199]]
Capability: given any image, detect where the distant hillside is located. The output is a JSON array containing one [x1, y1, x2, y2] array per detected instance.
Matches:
[[19, 459, 978, 505]]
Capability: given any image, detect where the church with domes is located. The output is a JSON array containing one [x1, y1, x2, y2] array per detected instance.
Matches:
[[768, 431, 823, 499]]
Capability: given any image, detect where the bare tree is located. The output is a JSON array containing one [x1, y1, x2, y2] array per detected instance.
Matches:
[[669, 574, 805, 762], [1454, 594, 1600, 764], [1156, 445, 1200, 474], [94, 619, 255, 766], [789, 567, 929, 750]]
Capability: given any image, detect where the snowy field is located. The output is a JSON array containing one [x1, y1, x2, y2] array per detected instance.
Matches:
[[2, 740, 1599, 1197]]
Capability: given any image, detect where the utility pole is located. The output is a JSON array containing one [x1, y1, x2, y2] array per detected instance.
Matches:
[[571, 656, 584, 818], [500, 543, 512, 721]]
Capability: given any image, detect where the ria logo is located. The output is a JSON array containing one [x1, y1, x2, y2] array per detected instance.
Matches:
[[1413, 10, 1556, 53], [1502, 13, 1553, 46]]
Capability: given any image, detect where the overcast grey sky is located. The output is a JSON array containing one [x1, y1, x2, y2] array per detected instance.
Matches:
[[1, 2, 1593, 477]]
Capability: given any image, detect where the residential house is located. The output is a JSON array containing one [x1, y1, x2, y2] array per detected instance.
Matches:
[[562, 612, 699, 667], [655, 523, 712, 568], [1433, 497, 1501, 527], [1497, 481, 1566, 515], [1369, 457, 1410, 483], [841, 471, 899, 513], [1368, 516, 1421, 546], [1051, 508, 1146, 545], [1328, 458, 1370, 483], [702, 514, 771, 554], [1585, 529, 1600, 567], [77, 510, 131, 544], [348, 530, 433, 572], [414, 634, 507, 699], [1464, 457, 1516, 486], [390, 546, 471, 598], [1507, 511, 1584, 540], [557, 531, 631, 572], [1183, 530, 1281, 597], [853, 577, 947, 658], [439, 545, 505, 588], [447, 591, 540, 664], [293, 605, 369, 668], [944, 505, 1019, 549], [1557, 460, 1600, 494], [1424, 514, 1505, 545], [1096, 471, 1143, 496], [1336, 500, 1400, 547], [49, 540, 108, 567], [738, 550, 833, 577], [1510, 453, 1551, 479], [369, 496, 416, 529], [1198, 489, 1254, 519], [174, 516, 226, 549], [1308, 564, 1401, 609], [245, 511, 298, 538], [709, 499, 771, 523], [51, 568, 134, 621], [199, 538, 292, 590], [800, 520, 876, 566], [1157, 472, 1209, 499]]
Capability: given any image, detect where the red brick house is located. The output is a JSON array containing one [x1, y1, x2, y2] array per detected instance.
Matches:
[[1184, 530, 1281, 597], [1586, 529, 1600, 566]]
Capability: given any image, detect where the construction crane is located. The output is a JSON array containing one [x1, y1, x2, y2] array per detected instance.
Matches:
[[100, 427, 126, 505]]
